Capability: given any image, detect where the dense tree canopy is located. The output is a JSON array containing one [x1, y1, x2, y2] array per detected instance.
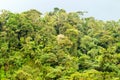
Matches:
[[0, 8, 120, 80]]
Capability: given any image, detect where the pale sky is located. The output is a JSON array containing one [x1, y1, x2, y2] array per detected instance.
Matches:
[[0, 0, 120, 21]]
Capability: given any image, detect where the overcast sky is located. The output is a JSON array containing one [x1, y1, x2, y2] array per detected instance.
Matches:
[[0, 0, 120, 21]]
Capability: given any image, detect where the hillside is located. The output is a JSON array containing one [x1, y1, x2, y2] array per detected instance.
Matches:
[[0, 8, 120, 80]]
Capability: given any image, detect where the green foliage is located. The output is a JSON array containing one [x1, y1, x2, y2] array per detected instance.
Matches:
[[0, 8, 120, 80]]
